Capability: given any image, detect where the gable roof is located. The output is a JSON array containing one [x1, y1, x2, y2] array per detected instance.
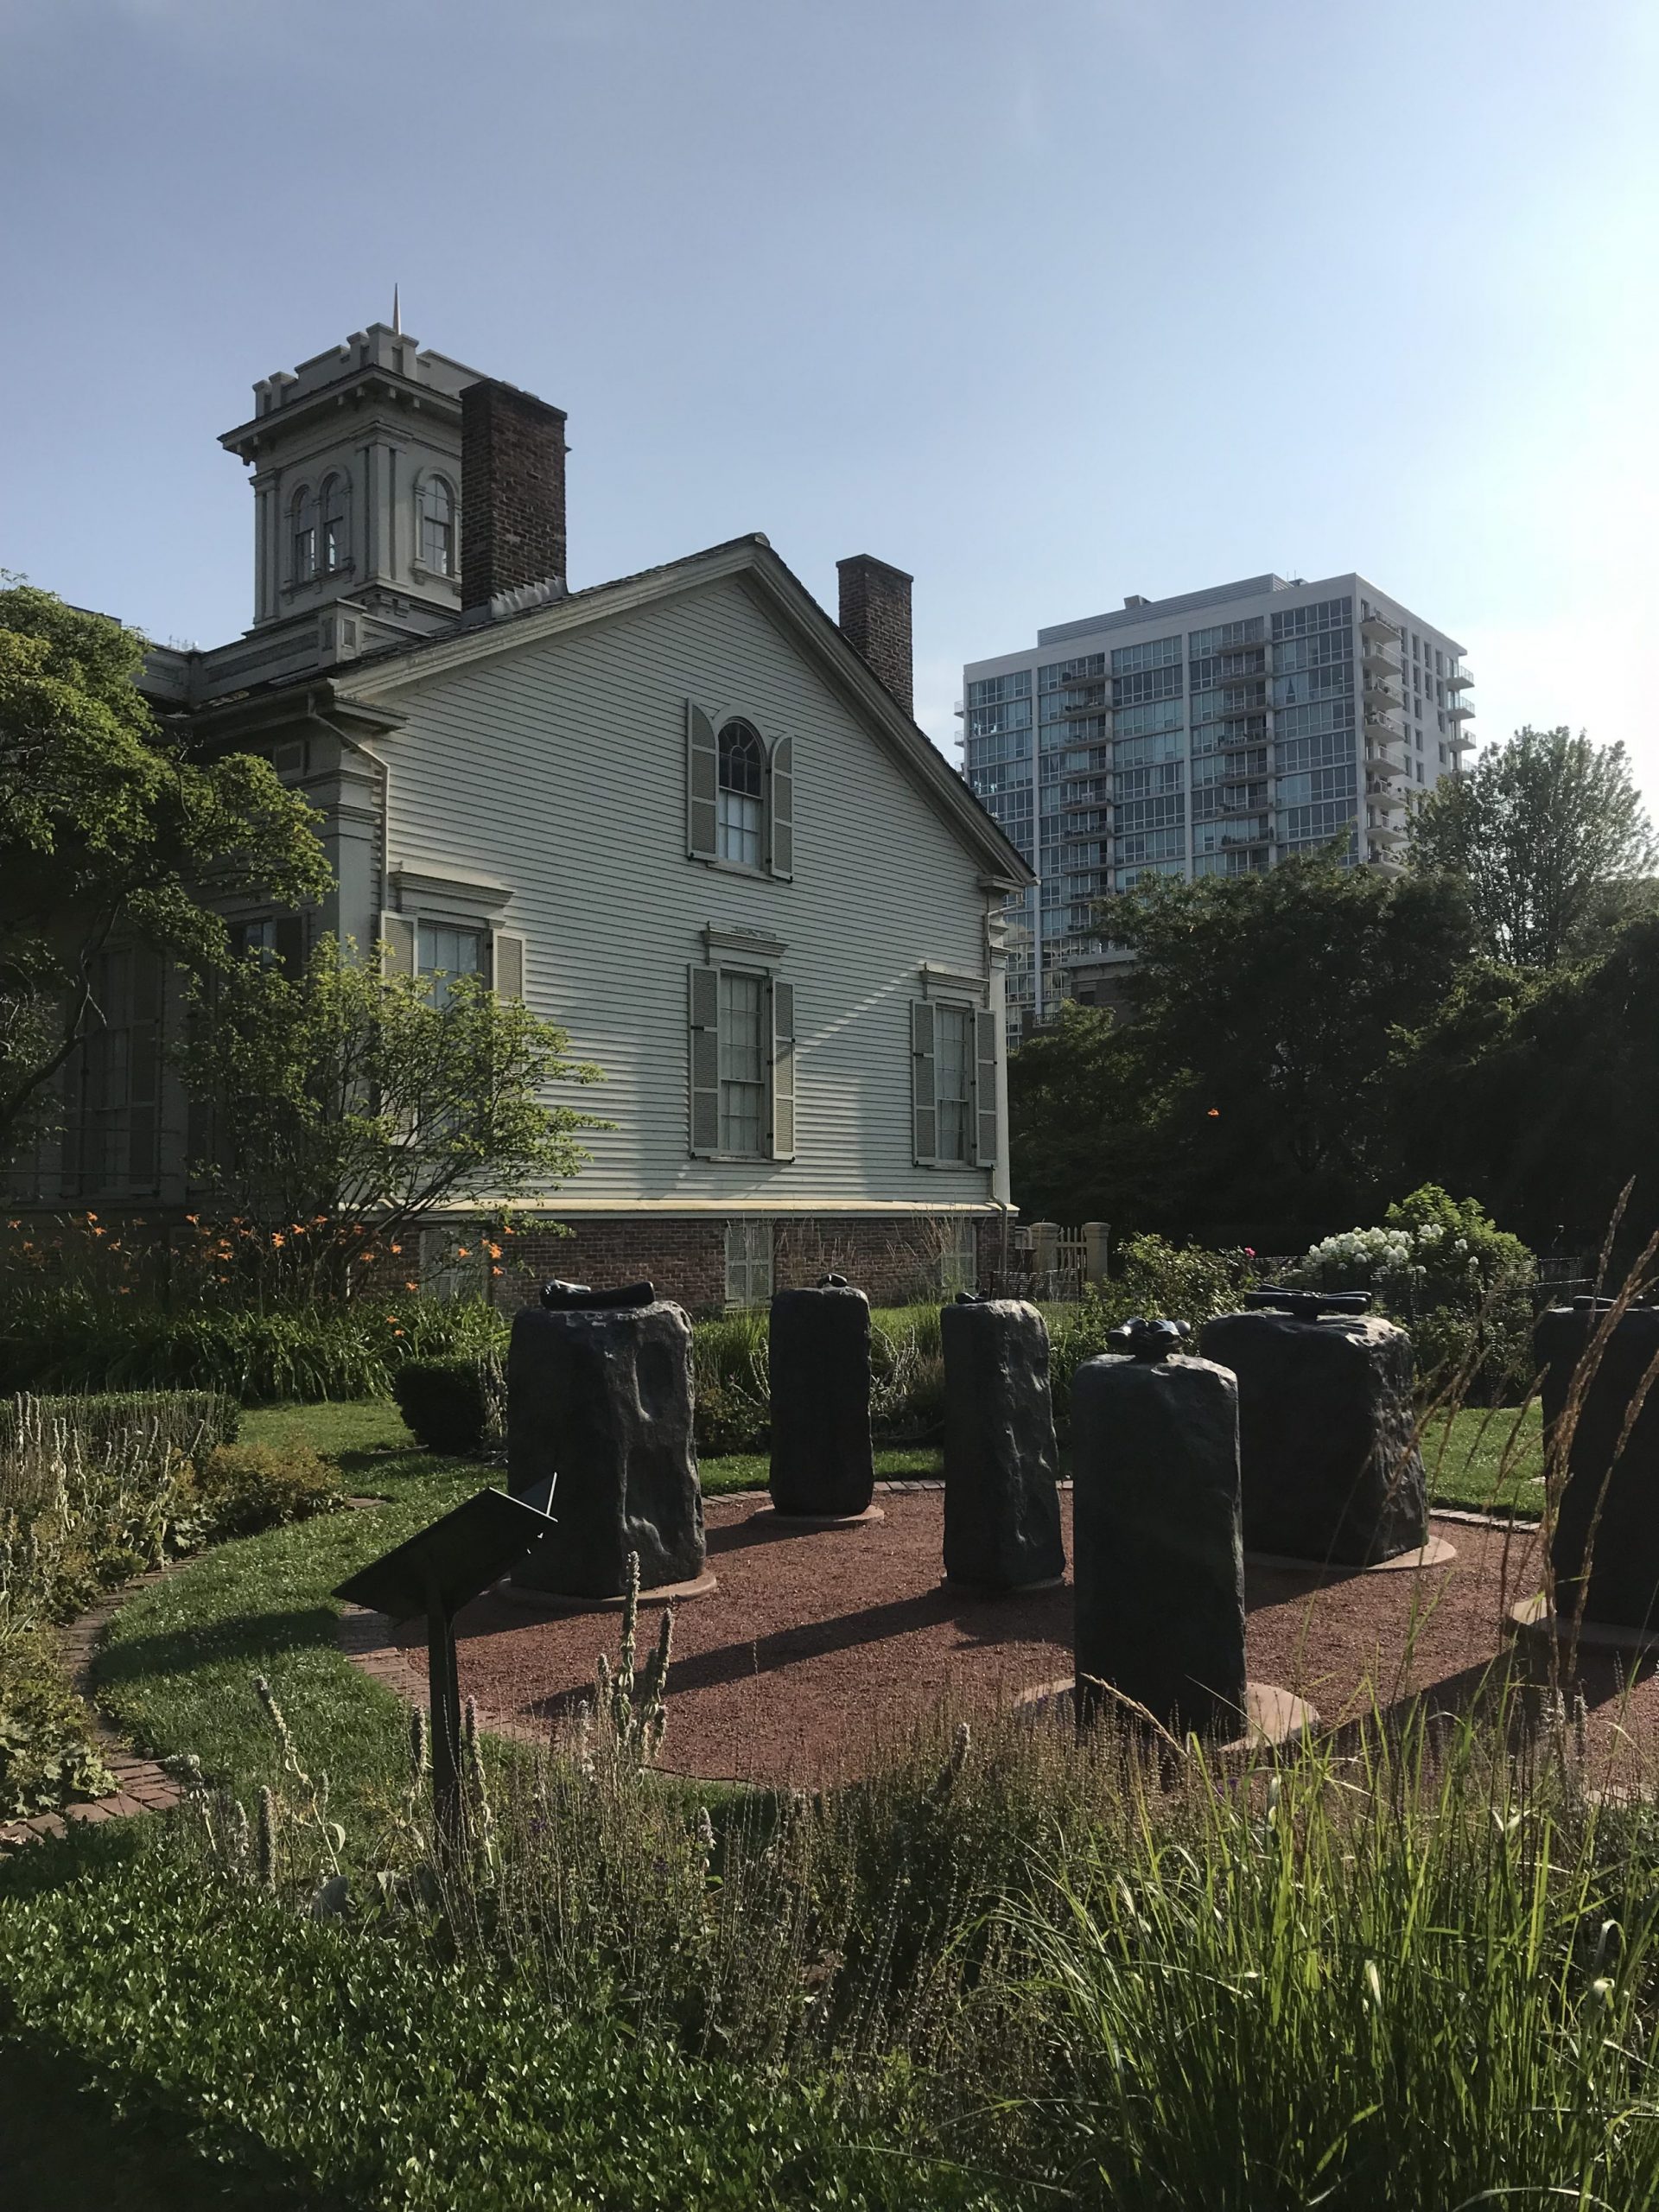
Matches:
[[316, 535, 1032, 889]]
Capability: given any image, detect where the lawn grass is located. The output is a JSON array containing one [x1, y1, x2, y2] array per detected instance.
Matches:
[[238, 1398, 943, 1497], [1420, 1400, 1544, 1516], [244, 1395, 1548, 1518]]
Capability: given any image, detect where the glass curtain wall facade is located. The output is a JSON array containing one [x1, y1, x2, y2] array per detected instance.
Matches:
[[961, 572, 1472, 1041]]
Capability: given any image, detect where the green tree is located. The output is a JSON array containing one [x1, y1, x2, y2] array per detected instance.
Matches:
[[0, 582, 329, 1154], [175, 936, 607, 1294], [1007, 1001, 1172, 1230], [1408, 725, 1657, 969], [1007, 854, 1476, 1242], [1389, 915, 1659, 1257]]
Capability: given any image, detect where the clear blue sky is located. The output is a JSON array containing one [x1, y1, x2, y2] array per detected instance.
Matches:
[[3, 0, 1655, 802]]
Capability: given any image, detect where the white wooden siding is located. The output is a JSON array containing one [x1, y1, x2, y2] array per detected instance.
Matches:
[[370, 577, 995, 1210]]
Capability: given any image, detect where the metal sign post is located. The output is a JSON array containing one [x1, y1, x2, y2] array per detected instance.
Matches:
[[335, 1487, 560, 1852]]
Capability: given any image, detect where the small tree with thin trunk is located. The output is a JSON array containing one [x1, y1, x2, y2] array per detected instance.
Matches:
[[175, 936, 607, 1298], [1408, 726, 1657, 969]]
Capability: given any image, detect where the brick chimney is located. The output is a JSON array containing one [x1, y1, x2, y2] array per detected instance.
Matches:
[[460, 378, 568, 614], [836, 554, 913, 717]]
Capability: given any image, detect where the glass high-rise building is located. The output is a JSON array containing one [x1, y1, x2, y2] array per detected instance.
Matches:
[[960, 572, 1474, 1041]]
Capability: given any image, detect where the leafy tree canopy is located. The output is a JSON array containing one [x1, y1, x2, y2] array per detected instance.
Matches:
[[1102, 853, 1473, 1236], [1408, 725, 1657, 969], [0, 582, 329, 1151], [175, 936, 607, 1294]]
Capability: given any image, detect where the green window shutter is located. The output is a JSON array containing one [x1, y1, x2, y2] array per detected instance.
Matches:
[[769, 734, 794, 880], [274, 913, 306, 976], [770, 977, 796, 1160], [687, 702, 719, 860], [911, 999, 938, 1166], [689, 964, 721, 1156], [973, 1007, 999, 1169], [379, 912, 416, 977], [491, 931, 526, 1000]]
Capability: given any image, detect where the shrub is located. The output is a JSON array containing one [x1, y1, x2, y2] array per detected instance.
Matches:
[[1045, 1234, 1260, 1427], [0, 1626, 115, 1820], [391, 1357, 504, 1457], [1287, 1185, 1536, 1399], [0, 1834, 982, 2212], [184, 1443, 348, 1543], [0, 1289, 508, 1402]]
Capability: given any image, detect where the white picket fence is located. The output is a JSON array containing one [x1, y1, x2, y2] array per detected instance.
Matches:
[[992, 1221, 1108, 1304]]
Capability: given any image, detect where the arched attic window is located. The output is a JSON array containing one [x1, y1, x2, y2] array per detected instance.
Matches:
[[319, 473, 348, 573], [418, 474, 455, 577], [716, 721, 766, 868], [289, 485, 317, 582]]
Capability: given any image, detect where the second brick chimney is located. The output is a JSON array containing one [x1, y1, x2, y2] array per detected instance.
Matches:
[[836, 554, 914, 717], [460, 378, 569, 614]]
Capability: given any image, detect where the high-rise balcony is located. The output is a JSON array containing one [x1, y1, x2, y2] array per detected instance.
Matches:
[[1363, 677, 1403, 709], [1362, 641, 1399, 677], [1448, 698, 1476, 721], [1361, 613, 1401, 645], [1446, 664, 1474, 690], [1367, 821, 1407, 847], [1368, 852, 1406, 878], [1448, 728, 1476, 751], [1364, 737, 1405, 774]]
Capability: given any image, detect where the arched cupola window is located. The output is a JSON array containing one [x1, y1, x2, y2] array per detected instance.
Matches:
[[289, 485, 317, 582], [418, 475, 456, 578], [716, 721, 766, 868], [319, 473, 348, 573]]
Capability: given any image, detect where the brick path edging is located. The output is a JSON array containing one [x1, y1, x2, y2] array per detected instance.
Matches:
[[0, 1563, 187, 1853]]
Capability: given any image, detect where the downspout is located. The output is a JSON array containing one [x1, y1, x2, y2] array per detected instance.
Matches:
[[985, 897, 1015, 1284]]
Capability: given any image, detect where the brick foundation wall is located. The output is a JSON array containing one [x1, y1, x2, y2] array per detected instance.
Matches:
[[493, 1213, 1005, 1315]]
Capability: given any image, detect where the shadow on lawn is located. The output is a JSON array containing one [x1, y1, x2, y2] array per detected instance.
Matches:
[[0, 2038, 334, 2212], [91, 1605, 341, 1691]]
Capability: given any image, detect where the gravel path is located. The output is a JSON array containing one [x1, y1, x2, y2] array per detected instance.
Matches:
[[378, 1494, 1659, 1789]]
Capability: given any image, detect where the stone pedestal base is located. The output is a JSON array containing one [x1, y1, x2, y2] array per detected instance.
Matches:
[[1015, 1675, 1318, 1753], [1246, 1535, 1458, 1575], [1509, 1590, 1659, 1655], [753, 1504, 886, 1529], [495, 1569, 719, 1614]]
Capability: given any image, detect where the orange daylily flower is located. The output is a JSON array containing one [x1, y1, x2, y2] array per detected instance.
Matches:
[[272, 1233, 286, 1247]]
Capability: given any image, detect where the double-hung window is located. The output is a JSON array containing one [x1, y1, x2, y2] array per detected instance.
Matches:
[[934, 1005, 973, 1163], [686, 702, 794, 880], [911, 992, 998, 1172], [717, 971, 766, 1154], [689, 955, 795, 1161], [717, 722, 766, 868], [416, 922, 484, 1007]]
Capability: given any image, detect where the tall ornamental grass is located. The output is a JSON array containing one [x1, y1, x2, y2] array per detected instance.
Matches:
[[171, 1566, 1659, 2209]]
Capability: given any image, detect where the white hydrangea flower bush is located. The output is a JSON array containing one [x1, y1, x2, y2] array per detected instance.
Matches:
[[1285, 1186, 1536, 1395]]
